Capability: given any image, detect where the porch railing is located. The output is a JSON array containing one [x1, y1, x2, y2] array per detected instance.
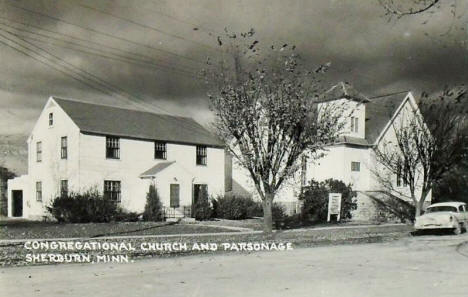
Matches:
[[163, 205, 192, 219]]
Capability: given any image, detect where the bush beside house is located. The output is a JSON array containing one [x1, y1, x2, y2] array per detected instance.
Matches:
[[142, 184, 163, 221], [46, 188, 138, 223], [300, 179, 357, 224], [211, 195, 263, 220], [211, 194, 286, 227], [193, 195, 213, 221]]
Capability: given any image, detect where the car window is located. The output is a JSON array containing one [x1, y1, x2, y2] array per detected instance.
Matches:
[[426, 206, 458, 213], [459, 205, 465, 212]]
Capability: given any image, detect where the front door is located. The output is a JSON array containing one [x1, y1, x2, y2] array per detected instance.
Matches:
[[170, 184, 180, 209], [12, 190, 23, 217]]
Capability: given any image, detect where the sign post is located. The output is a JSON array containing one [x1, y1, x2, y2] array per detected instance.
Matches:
[[327, 193, 342, 222]]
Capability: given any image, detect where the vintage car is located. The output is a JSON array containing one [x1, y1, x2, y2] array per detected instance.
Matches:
[[414, 202, 468, 235]]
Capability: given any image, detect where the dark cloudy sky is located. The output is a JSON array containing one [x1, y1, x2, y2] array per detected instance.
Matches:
[[0, 0, 467, 135]]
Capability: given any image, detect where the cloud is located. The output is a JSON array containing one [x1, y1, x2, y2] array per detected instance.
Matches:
[[0, 0, 466, 136]]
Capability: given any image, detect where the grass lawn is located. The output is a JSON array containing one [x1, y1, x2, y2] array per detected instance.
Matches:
[[0, 220, 237, 240], [198, 217, 400, 231], [198, 218, 264, 230]]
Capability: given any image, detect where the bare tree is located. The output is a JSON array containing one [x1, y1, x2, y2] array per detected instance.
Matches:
[[374, 87, 467, 217], [378, 0, 443, 17], [378, 0, 467, 48], [203, 30, 345, 233]]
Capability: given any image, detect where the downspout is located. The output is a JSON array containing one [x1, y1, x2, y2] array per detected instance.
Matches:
[[78, 132, 81, 190]]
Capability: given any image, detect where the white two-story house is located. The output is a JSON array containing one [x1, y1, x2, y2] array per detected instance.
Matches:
[[233, 82, 432, 220], [8, 97, 226, 220]]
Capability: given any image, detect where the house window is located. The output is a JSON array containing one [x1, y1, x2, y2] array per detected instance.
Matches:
[[351, 161, 360, 172], [36, 181, 42, 202], [61, 136, 68, 159], [60, 180, 68, 197], [104, 180, 121, 202], [49, 113, 53, 126], [154, 141, 167, 159], [396, 165, 408, 187], [36, 141, 42, 162], [196, 146, 207, 165], [396, 167, 402, 187], [350, 117, 359, 133], [301, 155, 308, 186], [106, 136, 120, 159]]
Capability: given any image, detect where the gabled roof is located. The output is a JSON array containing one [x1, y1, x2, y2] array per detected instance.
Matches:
[[322, 87, 410, 147], [335, 135, 370, 146], [140, 161, 175, 178], [139, 160, 194, 179], [364, 92, 408, 144], [321, 82, 370, 103], [52, 97, 224, 147]]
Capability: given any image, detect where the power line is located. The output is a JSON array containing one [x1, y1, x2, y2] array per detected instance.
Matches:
[[0, 21, 199, 78], [0, 16, 200, 74], [15, 33, 198, 79], [0, 29, 220, 138], [5, 1, 206, 66], [0, 31, 117, 100], [118, 0, 221, 36], [0, 28, 172, 114], [75, 2, 218, 51]]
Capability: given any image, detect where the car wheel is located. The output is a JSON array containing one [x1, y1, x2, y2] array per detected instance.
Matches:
[[453, 223, 462, 235]]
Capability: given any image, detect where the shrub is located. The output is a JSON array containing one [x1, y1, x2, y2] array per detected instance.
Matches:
[[46, 188, 120, 223], [142, 184, 163, 221], [246, 199, 263, 218], [299, 179, 357, 223], [114, 210, 141, 222], [282, 214, 304, 229], [272, 202, 288, 229], [193, 196, 213, 221], [272, 202, 286, 221], [212, 195, 263, 220]]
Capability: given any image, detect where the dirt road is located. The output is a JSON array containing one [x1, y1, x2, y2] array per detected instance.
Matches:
[[1, 233, 468, 297]]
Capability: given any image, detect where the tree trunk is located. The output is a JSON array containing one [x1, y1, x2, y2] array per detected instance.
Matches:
[[415, 204, 421, 218], [415, 190, 429, 218], [410, 192, 421, 218], [262, 194, 274, 234]]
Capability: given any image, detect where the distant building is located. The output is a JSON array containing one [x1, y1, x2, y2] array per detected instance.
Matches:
[[8, 97, 226, 220], [0, 167, 15, 216]]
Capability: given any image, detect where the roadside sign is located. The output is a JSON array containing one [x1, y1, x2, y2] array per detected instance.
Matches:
[[327, 193, 342, 222]]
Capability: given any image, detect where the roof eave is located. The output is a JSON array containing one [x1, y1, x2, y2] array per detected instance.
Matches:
[[80, 130, 225, 148]]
